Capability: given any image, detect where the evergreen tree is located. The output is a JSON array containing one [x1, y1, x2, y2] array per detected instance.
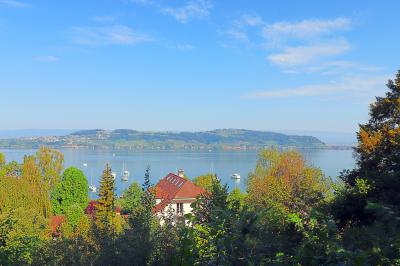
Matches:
[[345, 70, 400, 209], [115, 166, 156, 265], [333, 71, 400, 225], [95, 164, 116, 236], [330, 70, 400, 264], [141, 165, 155, 218], [190, 177, 241, 265]]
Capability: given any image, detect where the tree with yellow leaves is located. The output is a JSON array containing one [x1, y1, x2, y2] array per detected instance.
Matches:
[[247, 149, 331, 216]]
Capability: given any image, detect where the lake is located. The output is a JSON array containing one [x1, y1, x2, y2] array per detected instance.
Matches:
[[0, 148, 356, 197]]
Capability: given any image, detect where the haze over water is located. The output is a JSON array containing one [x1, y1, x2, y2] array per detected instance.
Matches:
[[1, 148, 355, 197]]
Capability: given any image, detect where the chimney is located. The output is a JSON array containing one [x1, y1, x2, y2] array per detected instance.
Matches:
[[178, 169, 185, 178]]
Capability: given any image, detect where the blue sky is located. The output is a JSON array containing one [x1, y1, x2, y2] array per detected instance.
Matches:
[[0, 0, 399, 133]]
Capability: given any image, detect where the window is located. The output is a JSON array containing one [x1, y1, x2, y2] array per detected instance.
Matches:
[[176, 203, 183, 214]]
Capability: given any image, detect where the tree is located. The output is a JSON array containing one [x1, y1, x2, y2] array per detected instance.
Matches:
[[94, 164, 118, 265], [227, 188, 246, 209], [0, 161, 21, 178], [116, 166, 156, 265], [340, 70, 400, 211], [21, 155, 52, 218], [0, 157, 51, 218], [0, 153, 4, 167], [329, 70, 400, 264], [52, 167, 89, 215], [36, 146, 64, 191], [62, 204, 91, 238], [149, 205, 180, 265], [332, 71, 400, 225], [192, 173, 217, 192], [0, 208, 49, 265], [95, 164, 116, 235], [247, 149, 331, 216], [190, 177, 243, 265], [117, 181, 143, 215]]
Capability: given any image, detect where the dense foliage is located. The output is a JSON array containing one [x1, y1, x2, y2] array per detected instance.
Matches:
[[117, 181, 143, 215], [1, 71, 400, 265], [192, 173, 218, 192], [52, 167, 89, 215], [247, 149, 331, 215], [330, 70, 400, 264]]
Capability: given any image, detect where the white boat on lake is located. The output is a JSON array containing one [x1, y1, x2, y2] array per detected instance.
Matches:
[[231, 173, 241, 179], [111, 172, 117, 180], [121, 162, 129, 181], [89, 171, 97, 192]]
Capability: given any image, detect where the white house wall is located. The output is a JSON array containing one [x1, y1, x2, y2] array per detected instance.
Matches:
[[159, 202, 194, 215]]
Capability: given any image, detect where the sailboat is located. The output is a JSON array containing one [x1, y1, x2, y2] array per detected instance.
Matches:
[[231, 173, 241, 180], [121, 162, 129, 181], [111, 172, 117, 180], [89, 170, 97, 192]]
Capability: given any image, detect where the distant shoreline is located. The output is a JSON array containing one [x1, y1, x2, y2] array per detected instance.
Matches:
[[0, 144, 354, 151], [0, 128, 356, 151]]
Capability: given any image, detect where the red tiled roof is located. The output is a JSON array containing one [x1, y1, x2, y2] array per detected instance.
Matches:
[[154, 173, 205, 212]]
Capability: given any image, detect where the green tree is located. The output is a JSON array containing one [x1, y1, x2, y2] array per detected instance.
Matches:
[[95, 164, 116, 235], [52, 167, 89, 215], [117, 181, 143, 215], [339, 70, 400, 212], [330, 70, 400, 264], [227, 188, 246, 209], [192, 173, 217, 192], [150, 205, 180, 265], [190, 177, 242, 265], [116, 166, 156, 265], [94, 164, 118, 265], [62, 204, 91, 238], [0, 208, 49, 265]]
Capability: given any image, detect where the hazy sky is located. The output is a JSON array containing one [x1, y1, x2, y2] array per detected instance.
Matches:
[[0, 0, 399, 132]]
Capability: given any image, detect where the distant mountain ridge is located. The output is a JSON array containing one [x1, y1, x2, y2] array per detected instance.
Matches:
[[0, 128, 326, 150], [70, 128, 325, 148], [0, 129, 78, 139]]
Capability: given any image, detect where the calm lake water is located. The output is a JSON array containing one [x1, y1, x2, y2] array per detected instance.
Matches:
[[0, 149, 356, 197]]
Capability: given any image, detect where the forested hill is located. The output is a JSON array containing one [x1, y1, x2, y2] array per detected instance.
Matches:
[[0, 129, 325, 150]]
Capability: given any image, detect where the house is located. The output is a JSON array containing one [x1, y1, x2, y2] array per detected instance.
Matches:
[[154, 171, 205, 216]]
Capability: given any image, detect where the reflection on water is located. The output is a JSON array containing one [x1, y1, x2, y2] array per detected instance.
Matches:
[[0, 148, 355, 197]]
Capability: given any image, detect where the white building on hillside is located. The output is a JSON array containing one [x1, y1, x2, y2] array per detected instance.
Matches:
[[154, 171, 205, 215]]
